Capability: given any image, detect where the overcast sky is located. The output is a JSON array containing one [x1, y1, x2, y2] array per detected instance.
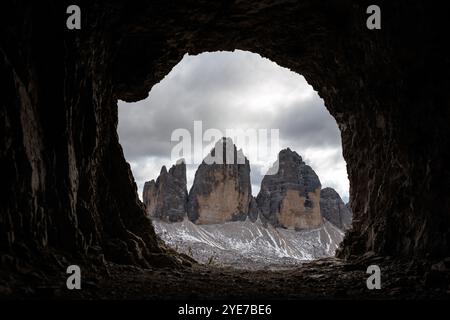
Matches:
[[118, 50, 349, 202]]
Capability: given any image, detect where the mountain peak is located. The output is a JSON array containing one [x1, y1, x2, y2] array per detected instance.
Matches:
[[279, 148, 302, 162], [256, 148, 322, 230], [143, 161, 187, 222], [188, 138, 252, 224], [205, 137, 247, 165], [168, 160, 187, 184]]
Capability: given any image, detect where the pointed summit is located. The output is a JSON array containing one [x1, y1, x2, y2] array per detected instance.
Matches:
[[187, 138, 252, 224], [143, 160, 187, 222], [168, 160, 186, 183], [256, 149, 323, 230], [204, 137, 247, 165]]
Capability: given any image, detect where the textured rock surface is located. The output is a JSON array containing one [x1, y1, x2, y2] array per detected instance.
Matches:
[[154, 219, 344, 269], [320, 187, 353, 230], [142, 161, 187, 222], [256, 149, 323, 230], [0, 1, 174, 269], [0, 0, 449, 284], [3, 257, 449, 300], [188, 138, 253, 224]]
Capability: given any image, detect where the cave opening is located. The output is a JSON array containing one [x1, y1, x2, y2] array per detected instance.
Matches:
[[2, 0, 449, 300], [117, 50, 351, 269]]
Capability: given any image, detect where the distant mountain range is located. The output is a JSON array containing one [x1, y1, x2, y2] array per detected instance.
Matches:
[[143, 138, 351, 230], [143, 138, 352, 268]]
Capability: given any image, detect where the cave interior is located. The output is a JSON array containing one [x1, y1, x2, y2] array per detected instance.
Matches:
[[0, 0, 449, 298]]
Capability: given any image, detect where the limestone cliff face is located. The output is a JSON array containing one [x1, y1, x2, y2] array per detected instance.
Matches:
[[256, 148, 323, 230], [149, 147, 349, 234], [320, 187, 353, 230], [143, 161, 187, 222], [187, 138, 252, 224]]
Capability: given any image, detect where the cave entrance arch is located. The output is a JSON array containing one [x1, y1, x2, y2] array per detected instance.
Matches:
[[111, 2, 448, 261], [3, 2, 447, 278], [117, 50, 351, 268]]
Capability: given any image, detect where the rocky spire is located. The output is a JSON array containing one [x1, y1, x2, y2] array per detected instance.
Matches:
[[187, 138, 253, 224], [256, 148, 323, 230], [142, 159, 187, 222]]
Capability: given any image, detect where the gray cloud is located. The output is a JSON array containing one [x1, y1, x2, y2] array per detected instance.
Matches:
[[274, 98, 342, 149], [118, 50, 349, 200]]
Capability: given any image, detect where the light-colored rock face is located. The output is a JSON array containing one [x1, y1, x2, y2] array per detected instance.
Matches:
[[278, 188, 323, 230], [195, 175, 250, 224], [143, 145, 345, 234], [256, 148, 323, 229], [142, 180, 158, 216], [188, 138, 252, 224]]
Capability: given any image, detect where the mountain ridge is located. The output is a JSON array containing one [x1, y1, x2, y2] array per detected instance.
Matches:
[[143, 138, 351, 231], [154, 218, 344, 269]]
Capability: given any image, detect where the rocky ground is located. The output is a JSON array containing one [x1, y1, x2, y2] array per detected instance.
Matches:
[[2, 254, 450, 300], [154, 219, 344, 270]]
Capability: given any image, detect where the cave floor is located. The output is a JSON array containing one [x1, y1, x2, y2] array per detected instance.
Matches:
[[53, 257, 449, 300], [2, 255, 449, 299]]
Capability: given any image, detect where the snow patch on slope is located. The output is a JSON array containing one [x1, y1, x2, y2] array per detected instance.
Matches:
[[153, 219, 344, 270]]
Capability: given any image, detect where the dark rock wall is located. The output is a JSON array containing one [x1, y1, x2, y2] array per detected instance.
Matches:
[[1, 0, 449, 269], [0, 1, 166, 268], [143, 161, 188, 222], [320, 188, 352, 230]]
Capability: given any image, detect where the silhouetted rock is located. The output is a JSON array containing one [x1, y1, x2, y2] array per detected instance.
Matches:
[[320, 187, 352, 230], [188, 138, 253, 224], [248, 197, 259, 222], [256, 148, 323, 230], [1, 1, 449, 286], [143, 160, 187, 222]]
